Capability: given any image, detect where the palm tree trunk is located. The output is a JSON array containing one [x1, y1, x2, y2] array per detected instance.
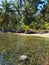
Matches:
[[18, 0, 22, 17], [18, 5, 20, 15], [20, 0, 22, 8]]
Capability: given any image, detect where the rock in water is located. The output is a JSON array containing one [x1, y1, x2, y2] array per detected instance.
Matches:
[[19, 55, 28, 61]]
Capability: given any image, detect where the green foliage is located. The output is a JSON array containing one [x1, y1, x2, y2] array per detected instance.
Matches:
[[29, 18, 45, 29], [22, 4, 34, 25], [0, 0, 18, 30], [22, 24, 30, 30], [16, 21, 30, 31], [29, 21, 37, 29], [45, 22, 49, 29], [0, 0, 49, 31], [37, 19, 45, 29]]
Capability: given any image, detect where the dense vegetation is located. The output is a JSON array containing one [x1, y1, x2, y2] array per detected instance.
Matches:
[[0, 0, 49, 32], [0, 33, 49, 65]]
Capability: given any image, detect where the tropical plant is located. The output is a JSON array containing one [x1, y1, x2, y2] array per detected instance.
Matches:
[[0, 0, 18, 30]]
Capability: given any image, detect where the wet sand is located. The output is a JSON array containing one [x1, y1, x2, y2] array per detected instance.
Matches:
[[15, 33, 49, 38]]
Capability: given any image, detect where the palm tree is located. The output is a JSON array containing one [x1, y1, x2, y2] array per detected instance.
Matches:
[[0, 0, 17, 30]]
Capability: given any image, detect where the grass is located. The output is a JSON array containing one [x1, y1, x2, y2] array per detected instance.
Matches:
[[0, 33, 49, 65]]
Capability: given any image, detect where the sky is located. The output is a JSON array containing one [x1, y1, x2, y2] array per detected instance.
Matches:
[[38, 0, 47, 11]]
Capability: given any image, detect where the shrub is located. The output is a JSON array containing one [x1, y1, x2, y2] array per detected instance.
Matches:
[[29, 21, 37, 29], [16, 21, 30, 31], [45, 22, 49, 29]]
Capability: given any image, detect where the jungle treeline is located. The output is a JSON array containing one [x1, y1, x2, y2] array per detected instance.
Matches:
[[0, 0, 49, 32]]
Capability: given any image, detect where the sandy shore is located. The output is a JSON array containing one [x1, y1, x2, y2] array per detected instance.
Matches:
[[16, 33, 49, 38]]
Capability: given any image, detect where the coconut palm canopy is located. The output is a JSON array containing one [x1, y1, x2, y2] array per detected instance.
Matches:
[[0, 0, 49, 31]]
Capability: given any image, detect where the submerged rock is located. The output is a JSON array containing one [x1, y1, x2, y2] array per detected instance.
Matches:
[[19, 55, 28, 61]]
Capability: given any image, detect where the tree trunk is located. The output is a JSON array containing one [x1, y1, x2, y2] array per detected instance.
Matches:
[[20, 0, 22, 8]]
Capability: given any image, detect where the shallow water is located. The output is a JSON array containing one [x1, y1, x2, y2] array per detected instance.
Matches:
[[0, 33, 49, 65]]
